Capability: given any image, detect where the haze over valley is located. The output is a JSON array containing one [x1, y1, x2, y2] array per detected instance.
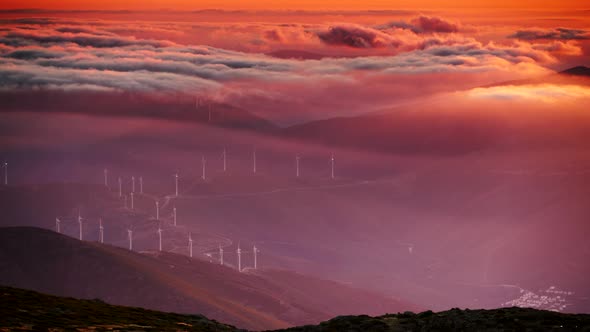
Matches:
[[1, 2, 589, 330]]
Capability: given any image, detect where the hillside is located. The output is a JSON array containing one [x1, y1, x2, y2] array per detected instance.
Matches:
[[282, 107, 590, 155], [2, 286, 590, 332], [282, 308, 590, 332], [0, 286, 240, 332], [0, 90, 277, 132], [0, 227, 417, 330], [560, 66, 590, 77], [281, 65, 590, 155], [2, 111, 590, 316], [479, 66, 590, 88]]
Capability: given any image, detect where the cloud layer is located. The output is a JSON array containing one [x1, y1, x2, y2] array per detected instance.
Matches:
[[509, 28, 590, 41], [0, 13, 587, 124]]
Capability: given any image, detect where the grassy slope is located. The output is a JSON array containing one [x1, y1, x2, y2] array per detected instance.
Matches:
[[0, 227, 416, 330], [2, 286, 590, 332], [0, 286, 240, 332], [0, 226, 291, 330]]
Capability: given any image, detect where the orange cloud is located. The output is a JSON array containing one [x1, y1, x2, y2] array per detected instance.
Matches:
[[466, 84, 590, 103]]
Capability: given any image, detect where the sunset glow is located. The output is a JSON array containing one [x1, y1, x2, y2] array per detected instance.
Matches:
[[1, 1, 590, 330], [1, 0, 587, 10], [1, 2, 588, 123]]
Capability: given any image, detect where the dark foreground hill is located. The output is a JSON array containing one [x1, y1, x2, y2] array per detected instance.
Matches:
[[2, 286, 590, 332], [0, 286, 240, 332], [283, 309, 590, 332]]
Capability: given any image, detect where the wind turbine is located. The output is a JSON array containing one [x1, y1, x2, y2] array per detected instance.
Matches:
[[253, 149, 257, 174], [2, 161, 7, 185], [296, 155, 300, 178], [236, 244, 242, 272], [222, 148, 227, 172], [55, 218, 61, 233], [208, 103, 212, 122], [132, 176, 136, 193], [157, 224, 163, 252], [118, 177, 122, 197], [130, 192, 134, 210], [253, 245, 259, 269], [139, 176, 143, 194], [175, 173, 179, 197], [103, 169, 108, 187], [201, 156, 206, 180], [330, 153, 335, 179], [124, 194, 128, 209], [188, 232, 193, 258], [173, 206, 177, 226], [99, 218, 104, 244], [219, 245, 224, 265], [155, 200, 160, 220], [77, 211, 83, 241], [127, 229, 133, 251]]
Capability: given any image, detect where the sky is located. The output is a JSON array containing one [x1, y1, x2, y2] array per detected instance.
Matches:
[[0, 1, 587, 10], [0, 2, 589, 124]]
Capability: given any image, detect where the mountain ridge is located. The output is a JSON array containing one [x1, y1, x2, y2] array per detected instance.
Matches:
[[2, 285, 590, 332]]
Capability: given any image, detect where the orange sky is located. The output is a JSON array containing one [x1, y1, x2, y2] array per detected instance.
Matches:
[[1, 0, 588, 10]]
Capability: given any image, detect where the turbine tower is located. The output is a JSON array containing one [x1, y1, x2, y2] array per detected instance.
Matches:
[[131, 176, 136, 193], [77, 212, 83, 241], [127, 229, 133, 251], [103, 169, 108, 187], [296, 155, 300, 177], [99, 218, 104, 244], [157, 224, 162, 252], [55, 218, 61, 234], [222, 148, 227, 172], [175, 173, 179, 197], [155, 200, 160, 220], [118, 177, 122, 197], [253, 149, 257, 174], [219, 245, 224, 265], [208, 103, 212, 122], [188, 232, 193, 258], [330, 153, 335, 179], [173, 206, 177, 226], [2, 161, 7, 185], [139, 176, 143, 194], [253, 245, 259, 269], [236, 245, 242, 272], [130, 192, 134, 210], [124, 194, 128, 209], [201, 156, 206, 180]]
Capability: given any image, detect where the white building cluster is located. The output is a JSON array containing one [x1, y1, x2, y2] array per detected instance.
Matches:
[[502, 286, 573, 312]]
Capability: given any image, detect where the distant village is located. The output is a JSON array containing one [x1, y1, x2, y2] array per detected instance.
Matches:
[[502, 286, 574, 312]]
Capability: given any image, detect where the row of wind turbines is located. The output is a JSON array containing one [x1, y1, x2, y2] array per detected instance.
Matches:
[[6, 149, 338, 272], [106, 149, 336, 182], [2, 149, 337, 190], [55, 205, 261, 272], [54, 150, 285, 272], [100, 149, 337, 243]]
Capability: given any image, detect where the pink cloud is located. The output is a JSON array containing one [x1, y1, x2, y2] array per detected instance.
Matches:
[[316, 24, 397, 48], [410, 16, 459, 33]]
